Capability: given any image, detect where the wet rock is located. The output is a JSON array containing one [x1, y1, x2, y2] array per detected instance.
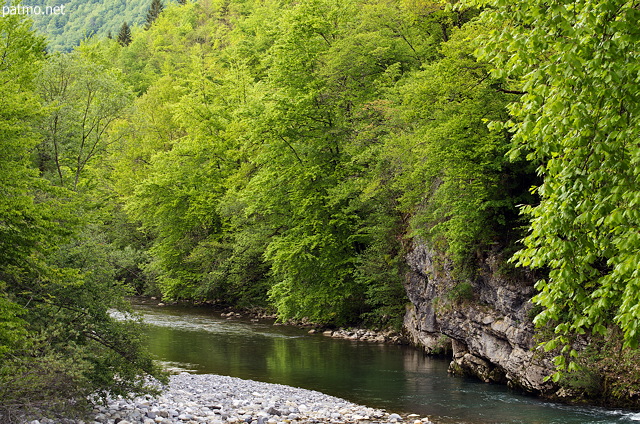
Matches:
[[323, 327, 406, 344]]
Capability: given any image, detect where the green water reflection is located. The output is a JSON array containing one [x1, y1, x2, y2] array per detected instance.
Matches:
[[136, 303, 638, 424]]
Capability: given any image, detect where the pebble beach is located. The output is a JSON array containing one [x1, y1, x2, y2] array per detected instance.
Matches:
[[25, 373, 434, 424]]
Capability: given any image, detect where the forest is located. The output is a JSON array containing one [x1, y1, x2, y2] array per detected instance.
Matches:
[[23, 0, 163, 51], [2, 0, 640, 418]]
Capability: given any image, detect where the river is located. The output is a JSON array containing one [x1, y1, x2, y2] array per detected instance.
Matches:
[[133, 302, 640, 424]]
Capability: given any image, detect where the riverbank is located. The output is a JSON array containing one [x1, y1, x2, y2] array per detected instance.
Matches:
[[26, 373, 435, 424]]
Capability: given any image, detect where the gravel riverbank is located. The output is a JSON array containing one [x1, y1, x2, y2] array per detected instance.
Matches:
[[26, 373, 434, 424]]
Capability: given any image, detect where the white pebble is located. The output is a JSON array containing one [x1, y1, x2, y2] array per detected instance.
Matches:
[[23, 373, 415, 424]]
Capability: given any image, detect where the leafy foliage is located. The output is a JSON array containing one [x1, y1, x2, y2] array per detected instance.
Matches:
[[7, 0, 638, 407], [475, 0, 640, 374], [35, 51, 132, 190], [0, 13, 164, 420], [55, 0, 534, 328], [25, 0, 165, 51], [389, 21, 534, 267]]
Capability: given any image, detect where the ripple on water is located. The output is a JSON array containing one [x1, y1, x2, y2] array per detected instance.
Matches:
[[156, 360, 201, 374], [139, 308, 303, 340]]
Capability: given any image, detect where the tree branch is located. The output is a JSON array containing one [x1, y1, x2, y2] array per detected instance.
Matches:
[[495, 87, 526, 95]]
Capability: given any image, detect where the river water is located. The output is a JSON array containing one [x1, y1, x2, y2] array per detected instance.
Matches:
[[133, 302, 640, 424]]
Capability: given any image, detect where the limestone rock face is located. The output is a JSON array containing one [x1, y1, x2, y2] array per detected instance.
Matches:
[[403, 241, 557, 395]]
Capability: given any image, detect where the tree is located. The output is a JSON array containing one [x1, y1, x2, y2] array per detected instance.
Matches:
[[35, 52, 132, 191], [98, 0, 534, 329], [0, 14, 49, 379], [122, 20, 263, 301], [0, 14, 163, 421], [110, 0, 286, 304], [113, 0, 489, 326], [241, 0, 439, 324], [475, 0, 640, 374], [145, 0, 164, 30], [387, 19, 536, 269], [117, 21, 132, 46]]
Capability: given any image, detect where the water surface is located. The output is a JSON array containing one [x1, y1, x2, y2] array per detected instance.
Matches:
[[134, 302, 640, 424]]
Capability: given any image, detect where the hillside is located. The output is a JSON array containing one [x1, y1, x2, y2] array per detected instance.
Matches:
[[25, 0, 163, 51]]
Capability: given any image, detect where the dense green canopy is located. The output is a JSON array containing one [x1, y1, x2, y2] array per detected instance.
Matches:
[[0, 12, 163, 422], [100, 0, 524, 326], [4, 0, 640, 414], [475, 0, 640, 376]]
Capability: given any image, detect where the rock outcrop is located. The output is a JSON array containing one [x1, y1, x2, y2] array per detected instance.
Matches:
[[403, 241, 557, 395]]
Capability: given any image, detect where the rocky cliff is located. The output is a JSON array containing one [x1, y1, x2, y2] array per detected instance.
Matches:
[[403, 241, 557, 395]]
